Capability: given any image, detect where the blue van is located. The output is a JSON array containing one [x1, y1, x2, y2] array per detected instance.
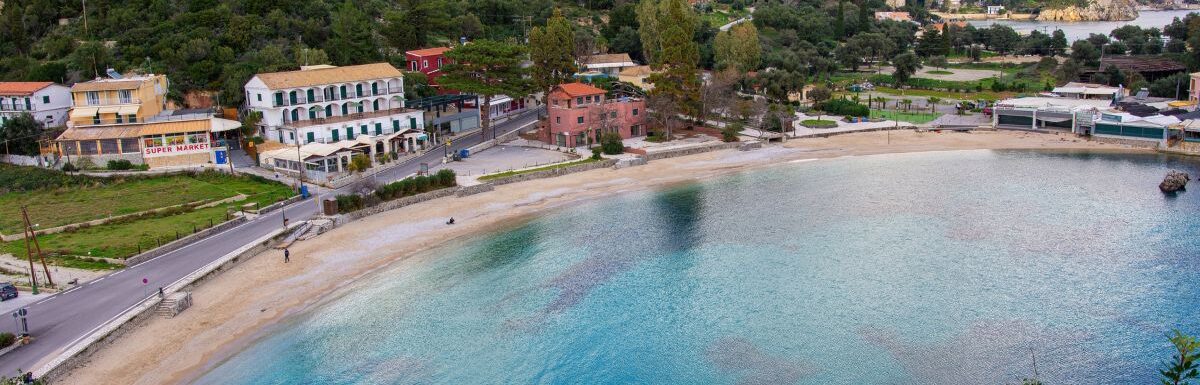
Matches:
[[0, 282, 17, 301]]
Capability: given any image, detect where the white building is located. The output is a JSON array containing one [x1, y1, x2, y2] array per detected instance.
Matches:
[[578, 54, 637, 77], [986, 5, 1005, 14], [1051, 82, 1124, 100], [243, 63, 425, 149], [0, 82, 72, 127]]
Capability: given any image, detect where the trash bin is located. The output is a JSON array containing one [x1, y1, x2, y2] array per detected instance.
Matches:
[[459, 149, 470, 159], [299, 185, 310, 199]]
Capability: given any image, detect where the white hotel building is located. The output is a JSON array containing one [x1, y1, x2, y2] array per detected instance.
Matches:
[[243, 63, 426, 150]]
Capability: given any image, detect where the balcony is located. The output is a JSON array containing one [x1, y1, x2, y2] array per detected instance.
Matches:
[[71, 111, 214, 127], [0, 104, 31, 112], [271, 87, 406, 107], [82, 98, 142, 106], [282, 108, 417, 129]]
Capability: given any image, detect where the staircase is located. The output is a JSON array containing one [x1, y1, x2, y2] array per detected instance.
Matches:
[[155, 292, 192, 318]]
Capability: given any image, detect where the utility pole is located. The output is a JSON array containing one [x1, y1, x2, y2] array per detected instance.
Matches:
[[21, 207, 53, 293]]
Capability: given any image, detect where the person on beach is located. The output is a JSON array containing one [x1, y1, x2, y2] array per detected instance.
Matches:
[[158, 287, 164, 298], [284, 248, 290, 263], [447, 217, 455, 225]]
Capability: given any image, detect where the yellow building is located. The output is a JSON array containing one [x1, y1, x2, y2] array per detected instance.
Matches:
[[618, 66, 655, 91], [56, 73, 241, 170], [67, 74, 168, 127]]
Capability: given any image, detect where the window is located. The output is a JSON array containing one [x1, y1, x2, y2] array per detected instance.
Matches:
[[289, 132, 295, 140], [632, 108, 639, 116], [143, 136, 165, 148], [86, 92, 100, 105], [274, 92, 284, 106], [79, 140, 98, 155], [257, 94, 262, 102], [118, 90, 132, 104], [393, 120, 400, 132], [410, 61, 418, 71], [188, 132, 208, 144], [631, 125, 641, 136], [93, 112, 100, 125], [610, 111, 617, 119], [375, 123, 382, 135], [99, 139, 119, 154], [423, 60, 429, 69], [577, 116, 584, 124], [341, 104, 349, 115], [360, 125, 368, 135], [346, 127, 354, 139], [555, 117, 561, 124], [326, 105, 334, 117], [371, 83, 379, 96], [128, 114, 137, 123], [115, 114, 123, 124], [120, 138, 140, 153], [576, 97, 583, 105], [61, 141, 78, 155], [355, 84, 364, 97], [42, 95, 49, 104], [165, 134, 186, 145], [332, 129, 340, 141], [306, 132, 315, 143]]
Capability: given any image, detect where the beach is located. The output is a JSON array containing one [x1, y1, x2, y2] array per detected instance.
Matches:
[[57, 130, 1144, 385]]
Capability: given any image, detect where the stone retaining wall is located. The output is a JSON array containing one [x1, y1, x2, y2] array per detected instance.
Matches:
[[1089, 135, 1162, 149], [641, 142, 741, 161], [793, 125, 917, 139], [124, 216, 248, 266], [258, 195, 303, 215], [456, 184, 495, 197], [484, 159, 618, 186], [338, 187, 462, 224]]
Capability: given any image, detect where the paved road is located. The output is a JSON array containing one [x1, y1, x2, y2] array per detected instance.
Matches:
[[0, 108, 542, 377]]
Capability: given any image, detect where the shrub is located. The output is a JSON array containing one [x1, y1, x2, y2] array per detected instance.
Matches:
[[0, 332, 14, 348], [60, 162, 78, 172], [818, 99, 869, 117], [591, 147, 602, 160], [600, 132, 624, 155], [722, 123, 742, 142], [76, 157, 95, 170], [435, 169, 457, 187], [106, 159, 135, 170], [335, 194, 363, 213]]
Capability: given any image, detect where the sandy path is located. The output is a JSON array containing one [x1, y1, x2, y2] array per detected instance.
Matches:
[[57, 130, 1142, 385]]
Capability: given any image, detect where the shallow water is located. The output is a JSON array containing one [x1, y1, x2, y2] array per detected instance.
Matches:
[[968, 10, 1196, 42], [195, 150, 1200, 385]]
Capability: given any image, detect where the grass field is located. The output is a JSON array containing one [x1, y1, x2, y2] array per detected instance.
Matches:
[[871, 110, 943, 124], [926, 70, 955, 75], [0, 168, 293, 268], [478, 158, 600, 181], [801, 119, 839, 128], [0, 171, 292, 234]]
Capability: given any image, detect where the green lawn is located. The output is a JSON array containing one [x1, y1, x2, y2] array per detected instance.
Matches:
[[871, 110, 943, 124], [926, 70, 954, 75], [0, 168, 293, 268], [801, 119, 839, 128], [478, 158, 600, 181], [0, 171, 292, 234]]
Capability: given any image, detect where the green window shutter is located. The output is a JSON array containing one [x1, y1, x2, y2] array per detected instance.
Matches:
[[371, 83, 379, 95], [308, 109, 316, 120], [375, 123, 382, 135], [332, 129, 339, 141], [409, 117, 417, 130], [346, 127, 354, 139], [275, 93, 283, 106], [392, 120, 400, 132], [307, 89, 315, 101], [306, 132, 315, 143], [360, 125, 367, 135], [289, 91, 297, 104], [356, 84, 363, 96]]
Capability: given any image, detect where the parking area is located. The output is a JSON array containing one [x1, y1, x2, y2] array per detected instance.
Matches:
[[431, 144, 575, 178]]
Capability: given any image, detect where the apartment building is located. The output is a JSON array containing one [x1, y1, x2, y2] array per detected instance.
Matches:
[[243, 63, 425, 149], [542, 82, 646, 148]]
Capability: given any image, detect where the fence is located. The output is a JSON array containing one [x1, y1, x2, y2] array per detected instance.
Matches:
[[124, 216, 248, 266]]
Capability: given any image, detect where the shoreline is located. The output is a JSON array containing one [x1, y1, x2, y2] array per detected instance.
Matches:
[[57, 130, 1155, 385]]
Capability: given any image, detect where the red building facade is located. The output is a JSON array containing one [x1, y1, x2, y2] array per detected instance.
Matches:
[[404, 47, 452, 90], [542, 83, 646, 148]]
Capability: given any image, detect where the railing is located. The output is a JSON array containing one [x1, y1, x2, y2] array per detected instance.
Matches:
[[0, 104, 31, 111], [82, 98, 142, 106], [270, 86, 405, 107], [283, 108, 416, 129], [72, 111, 215, 127]]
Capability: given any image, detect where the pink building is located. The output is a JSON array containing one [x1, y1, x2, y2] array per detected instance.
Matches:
[[542, 83, 646, 148]]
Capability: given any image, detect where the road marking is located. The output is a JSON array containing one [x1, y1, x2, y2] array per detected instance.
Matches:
[[92, 276, 106, 283]]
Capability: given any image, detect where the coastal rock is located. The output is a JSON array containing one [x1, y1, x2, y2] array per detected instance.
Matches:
[[1159, 170, 1190, 193], [1036, 0, 1138, 21]]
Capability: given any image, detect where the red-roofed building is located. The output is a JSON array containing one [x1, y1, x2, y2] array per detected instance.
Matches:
[[0, 82, 71, 127], [405, 47, 453, 91], [542, 83, 646, 148]]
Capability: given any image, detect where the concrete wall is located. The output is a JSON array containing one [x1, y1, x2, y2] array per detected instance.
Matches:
[[485, 158, 618, 186], [124, 216, 248, 266], [641, 142, 741, 161], [338, 187, 461, 223]]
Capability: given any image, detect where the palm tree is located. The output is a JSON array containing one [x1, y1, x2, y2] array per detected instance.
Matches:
[[901, 99, 913, 112], [927, 97, 942, 114]]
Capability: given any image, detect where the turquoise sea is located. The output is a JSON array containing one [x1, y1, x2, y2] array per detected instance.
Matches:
[[194, 150, 1200, 385]]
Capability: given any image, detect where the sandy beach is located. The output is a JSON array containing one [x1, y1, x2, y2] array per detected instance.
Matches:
[[56, 130, 1146, 385]]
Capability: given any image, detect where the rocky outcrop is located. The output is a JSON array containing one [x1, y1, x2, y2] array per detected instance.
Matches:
[[1160, 170, 1190, 193], [1036, 0, 1138, 21]]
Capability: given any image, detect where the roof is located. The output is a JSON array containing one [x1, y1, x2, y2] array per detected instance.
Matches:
[[0, 82, 54, 96], [619, 65, 654, 77], [1052, 82, 1120, 95], [581, 53, 635, 66], [406, 47, 452, 57], [1088, 56, 1186, 74], [56, 117, 215, 141], [70, 74, 163, 93], [996, 97, 1112, 110], [554, 83, 606, 97], [254, 63, 402, 90]]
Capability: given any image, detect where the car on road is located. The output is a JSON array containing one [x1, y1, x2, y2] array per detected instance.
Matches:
[[0, 283, 17, 301]]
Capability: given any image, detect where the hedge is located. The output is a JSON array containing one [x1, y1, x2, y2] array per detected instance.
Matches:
[[337, 169, 458, 214]]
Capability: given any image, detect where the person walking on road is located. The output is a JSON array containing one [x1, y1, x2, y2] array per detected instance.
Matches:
[[284, 248, 290, 263]]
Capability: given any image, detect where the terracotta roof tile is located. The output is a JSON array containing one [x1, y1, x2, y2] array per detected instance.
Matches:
[[555, 83, 606, 97], [406, 47, 452, 57], [0, 82, 54, 96], [255, 63, 402, 90]]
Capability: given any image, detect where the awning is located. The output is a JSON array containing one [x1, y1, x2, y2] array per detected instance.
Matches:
[[210, 118, 241, 132], [56, 126, 143, 141], [138, 119, 211, 136], [70, 107, 98, 118], [117, 105, 140, 115], [97, 106, 122, 114], [1037, 116, 1073, 123]]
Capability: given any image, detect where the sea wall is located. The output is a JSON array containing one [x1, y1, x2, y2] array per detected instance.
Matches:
[[484, 158, 619, 186]]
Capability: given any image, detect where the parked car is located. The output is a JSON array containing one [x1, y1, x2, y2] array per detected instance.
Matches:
[[0, 283, 17, 301]]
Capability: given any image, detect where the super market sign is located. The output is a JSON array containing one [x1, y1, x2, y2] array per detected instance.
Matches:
[[144, 142, 211, 158]]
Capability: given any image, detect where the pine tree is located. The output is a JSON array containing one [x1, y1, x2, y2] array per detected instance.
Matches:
[[327, 0, 380, 66], [529, 9, 577, 99], [439, 40, 532, 142], [642, 0, 701, 140]]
